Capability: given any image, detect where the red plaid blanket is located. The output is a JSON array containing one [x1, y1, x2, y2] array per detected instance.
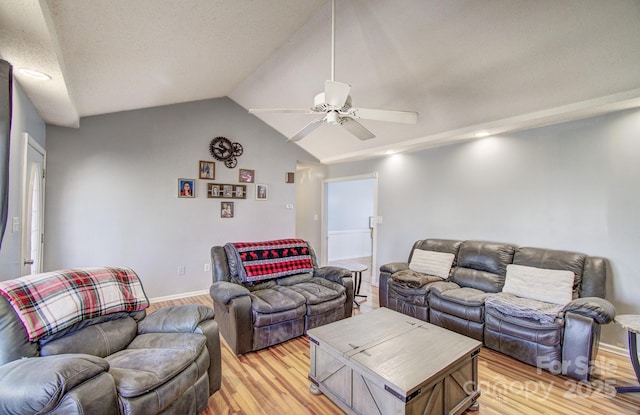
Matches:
[[229, 239, 314, 283], [0, 267, 149, 341]]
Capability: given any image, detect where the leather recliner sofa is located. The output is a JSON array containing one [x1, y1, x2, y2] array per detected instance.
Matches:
[[379, 238, 615, 381], [210, 238, 353, 355], [0, 267, 221, 415]]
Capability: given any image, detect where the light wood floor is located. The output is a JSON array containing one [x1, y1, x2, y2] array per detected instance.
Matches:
[[150, 264, 640, 415]]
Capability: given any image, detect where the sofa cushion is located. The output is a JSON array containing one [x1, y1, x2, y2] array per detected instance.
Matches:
[[250, 286, 306, 313], [485, 304, 564, 343], [276, 272, 314, 286], [226, 239, 314, 283], [409, 249, 455, 278], [288, 278, 346, 305], [429, 287, 490, 323], [250, 286, 307, 328], [391, 269, 443, 289], [107, 336, 204, 399], [436, 287, 491, 306], [485, 292, 564, 325], [503, 264, 574, 305], [127, 332, 206, 354], [40, 316, 138, 357], [457, 241, 516, 276], [388, 280, 431, 307]]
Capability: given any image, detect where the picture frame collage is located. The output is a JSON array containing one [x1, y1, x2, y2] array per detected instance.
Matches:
[[178, 161, 269, 218]]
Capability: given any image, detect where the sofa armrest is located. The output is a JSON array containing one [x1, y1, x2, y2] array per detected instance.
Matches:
[[0, 354, 113, 415], [138, 304, 215, 334], [209, 281, 250, 305], [563, 297, 616, 325], [380, 262, 409, 274], [314, 266, 354, 318], [314, 266, 352, 283]]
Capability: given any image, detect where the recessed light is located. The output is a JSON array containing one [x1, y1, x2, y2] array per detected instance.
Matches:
[[384, 150, 396, 155], [474, 131, 491, 138], [18, 68, 51, 80]]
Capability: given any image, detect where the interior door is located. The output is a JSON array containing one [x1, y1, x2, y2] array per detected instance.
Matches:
[[21, 134, 46, 275]]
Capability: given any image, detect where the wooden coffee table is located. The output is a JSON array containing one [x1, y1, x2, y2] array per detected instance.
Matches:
[[308, 308, 481, 415]]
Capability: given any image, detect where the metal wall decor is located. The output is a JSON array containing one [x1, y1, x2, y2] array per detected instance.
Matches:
[[209, 136, 243, 168]]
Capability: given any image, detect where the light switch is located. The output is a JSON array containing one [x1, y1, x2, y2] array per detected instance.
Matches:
[[12, 217, 19, 233]]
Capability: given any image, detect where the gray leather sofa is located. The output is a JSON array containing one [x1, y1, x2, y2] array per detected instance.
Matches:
[[379, 239, 615, 381], [0, 267, 221, 415], [210, 239, 353, 355]]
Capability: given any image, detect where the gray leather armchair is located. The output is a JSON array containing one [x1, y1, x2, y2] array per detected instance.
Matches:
[[0, 267, 221, 415], [210, 239, 353, 355]]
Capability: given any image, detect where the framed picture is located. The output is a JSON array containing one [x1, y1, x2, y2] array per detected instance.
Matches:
[[256, 184, 268, 200], [221, 201, 234, 218], [199, 160, 215, 179], [239, 168, 255, 183], [208, 184, 220, 197], [207, 183, 246, 199], [178, 178, 195, 198]]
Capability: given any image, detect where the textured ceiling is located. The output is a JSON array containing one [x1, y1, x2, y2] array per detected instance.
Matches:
[[2, 0, 640, 163]]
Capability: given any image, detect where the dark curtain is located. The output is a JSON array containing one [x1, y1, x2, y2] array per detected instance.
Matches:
[[0, 60, 12, 250]]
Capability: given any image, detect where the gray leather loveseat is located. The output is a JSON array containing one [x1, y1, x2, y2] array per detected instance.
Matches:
[[210, 238, 353, 355], [0, 267, 221, 415], [379, 239, 615, 381]]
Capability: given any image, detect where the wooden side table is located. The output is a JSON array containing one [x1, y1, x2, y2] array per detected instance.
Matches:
[[615, 314, 640, 394]]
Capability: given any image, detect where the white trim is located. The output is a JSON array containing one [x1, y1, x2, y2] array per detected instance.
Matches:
[[20, 133, 46, 275], [599, 341, 628, 357], [148, 289, 209, 304]]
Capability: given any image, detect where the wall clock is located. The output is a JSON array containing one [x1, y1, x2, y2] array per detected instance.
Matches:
[[209, 136, 243, 168]]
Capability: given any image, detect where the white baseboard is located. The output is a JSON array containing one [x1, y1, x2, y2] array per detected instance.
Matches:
[[599, 341, 628, 356], [148, 289, 209, 304]]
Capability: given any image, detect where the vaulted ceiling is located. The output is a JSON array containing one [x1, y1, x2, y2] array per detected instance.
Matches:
[[2, 0, 639, 163]]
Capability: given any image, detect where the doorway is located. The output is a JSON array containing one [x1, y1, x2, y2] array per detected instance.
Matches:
[[21, 133, 46, 275], [323, 173, 378, 288]]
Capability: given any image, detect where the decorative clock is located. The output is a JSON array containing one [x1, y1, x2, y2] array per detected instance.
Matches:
[[209, 136, 243, 168]]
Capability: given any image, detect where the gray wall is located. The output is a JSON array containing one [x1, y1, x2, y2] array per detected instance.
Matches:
[[327, 179, 374, 231], [327, 108, 640, 348], [45, 97, 317, 298], [295, 161, 327, 257], [0, 80, 46, 279]]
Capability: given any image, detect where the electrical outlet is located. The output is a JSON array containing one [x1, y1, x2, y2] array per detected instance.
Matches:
[[204, 263, 211, 272], [178, 266, 185, 276]]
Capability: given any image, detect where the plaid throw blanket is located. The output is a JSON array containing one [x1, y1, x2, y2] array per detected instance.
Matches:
[[0, 267, 149, 341], [229, 239, 314, 283]]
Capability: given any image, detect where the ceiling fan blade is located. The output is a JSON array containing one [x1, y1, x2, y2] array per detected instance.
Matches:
[[341, 118, 375, 140], [350, 107, 418, 124], [325, 80, 351, 108], [288, 118, 324, 142], [249, 108, 312, 114]]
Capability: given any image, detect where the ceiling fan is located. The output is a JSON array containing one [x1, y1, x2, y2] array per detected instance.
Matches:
[[248, 0, 418, 142]]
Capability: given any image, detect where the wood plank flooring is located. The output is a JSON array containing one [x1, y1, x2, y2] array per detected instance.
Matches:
[[149, 268, 640, 415]]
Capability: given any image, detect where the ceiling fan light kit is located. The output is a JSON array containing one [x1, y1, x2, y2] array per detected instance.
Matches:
[[248, 0, 417, 143]]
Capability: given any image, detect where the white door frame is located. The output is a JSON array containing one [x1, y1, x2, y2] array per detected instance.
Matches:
[[321, 172, 380, 286], [20, 133, 46, 275]]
